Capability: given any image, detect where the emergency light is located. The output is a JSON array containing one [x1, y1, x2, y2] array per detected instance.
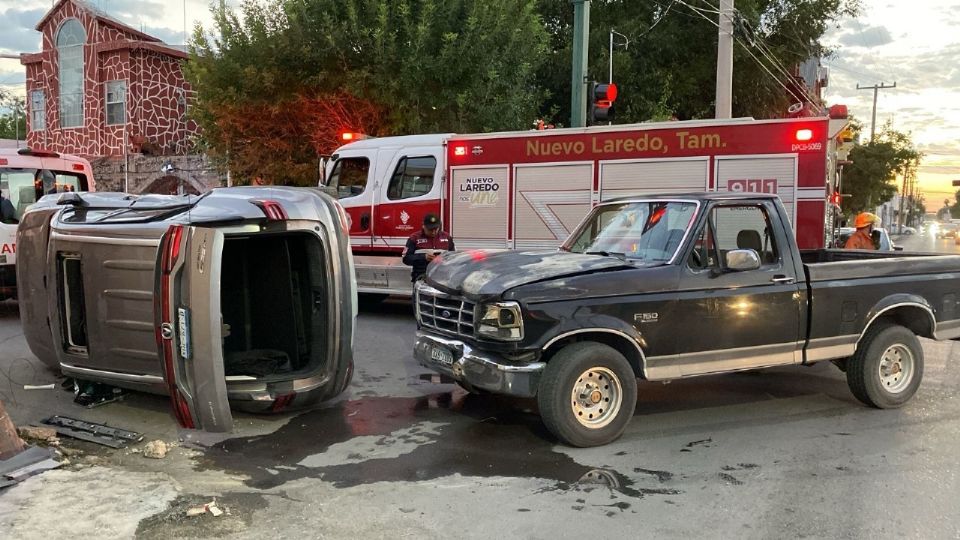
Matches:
[[453, 145, 468, 157], [795, 129, 813, 142]]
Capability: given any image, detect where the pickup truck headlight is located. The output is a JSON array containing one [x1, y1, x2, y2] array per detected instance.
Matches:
[[477, 302, 524, 341]]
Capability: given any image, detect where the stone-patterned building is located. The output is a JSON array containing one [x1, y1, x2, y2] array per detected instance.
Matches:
[[19, 0, 220, 192]]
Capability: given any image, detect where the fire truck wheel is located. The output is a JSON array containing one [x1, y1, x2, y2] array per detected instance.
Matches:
[[538, 342, 637, 447], [847, 323, 923, 409]]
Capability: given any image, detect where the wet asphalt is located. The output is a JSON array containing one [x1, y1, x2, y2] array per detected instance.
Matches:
[[0, 233, 959, 538]]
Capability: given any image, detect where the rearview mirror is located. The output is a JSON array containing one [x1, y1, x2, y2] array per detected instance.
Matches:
[[725, 249, 761, 271]]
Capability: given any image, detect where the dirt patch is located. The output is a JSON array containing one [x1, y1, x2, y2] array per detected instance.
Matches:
[[135, 493, 267, 539]]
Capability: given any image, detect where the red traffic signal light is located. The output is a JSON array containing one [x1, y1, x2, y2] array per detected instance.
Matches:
[[589, 82, 618, 125]]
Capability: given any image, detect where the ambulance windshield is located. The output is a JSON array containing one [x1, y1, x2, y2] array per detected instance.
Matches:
[[564, 201, 698, 263]]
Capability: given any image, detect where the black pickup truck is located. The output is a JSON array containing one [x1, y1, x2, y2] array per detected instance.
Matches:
[[414, 193, 960, 447]]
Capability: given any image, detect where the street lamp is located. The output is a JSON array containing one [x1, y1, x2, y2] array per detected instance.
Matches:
[[608, 29, 629, 84]]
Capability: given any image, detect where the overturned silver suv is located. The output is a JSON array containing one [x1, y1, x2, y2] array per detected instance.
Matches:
[[17, 187, 356, 432]]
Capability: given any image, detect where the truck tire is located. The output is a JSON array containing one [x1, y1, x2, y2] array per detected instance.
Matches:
[[537, 342, 638, 447], [846, 323, 923, 409]]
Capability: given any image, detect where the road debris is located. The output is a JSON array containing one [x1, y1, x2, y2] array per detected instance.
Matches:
[[185, 500, 224, 518], [17, 426, 59, 446], [72, 380, 125, 408], [142, 440, 169, 459], [41, 416, 143, 449], [23, 384, 56, 391], [0, 446, 61, 489]]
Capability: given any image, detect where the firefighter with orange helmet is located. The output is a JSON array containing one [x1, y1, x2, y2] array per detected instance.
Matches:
[[845, 212, 881, 250]]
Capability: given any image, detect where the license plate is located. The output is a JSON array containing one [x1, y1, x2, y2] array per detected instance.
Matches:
[[430, 345, 453, 366]]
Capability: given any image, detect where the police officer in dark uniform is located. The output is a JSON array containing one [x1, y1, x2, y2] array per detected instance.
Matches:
[[402, 213, 454, 282]]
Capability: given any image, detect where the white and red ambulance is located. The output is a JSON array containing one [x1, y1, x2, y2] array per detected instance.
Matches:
[[0, 148, 96, 300], [324, 113, 848, 296]]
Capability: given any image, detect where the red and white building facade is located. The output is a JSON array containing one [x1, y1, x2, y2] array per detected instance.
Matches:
[[20, 0, 198, 158]]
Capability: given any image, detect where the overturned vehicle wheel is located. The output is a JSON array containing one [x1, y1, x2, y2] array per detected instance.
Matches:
[[537, 342, 638, 447]]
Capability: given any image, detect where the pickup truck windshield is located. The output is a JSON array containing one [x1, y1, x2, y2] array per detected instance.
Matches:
[[564, 201, 697, 262]]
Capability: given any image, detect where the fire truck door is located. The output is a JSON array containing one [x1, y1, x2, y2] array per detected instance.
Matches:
[[373, 149, 444, 248]]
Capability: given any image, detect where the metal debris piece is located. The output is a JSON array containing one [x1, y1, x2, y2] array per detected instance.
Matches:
[[41, 416, 143, 449], [23, 384, 56, 390], [0, 446, 60, 489]]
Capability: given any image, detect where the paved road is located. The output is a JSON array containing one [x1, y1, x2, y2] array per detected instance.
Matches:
[[894, 229, 960, 254], [1, 284, 960, 537]]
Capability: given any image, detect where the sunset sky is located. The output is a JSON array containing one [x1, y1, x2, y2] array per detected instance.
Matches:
[[2, 0, 958, 211]]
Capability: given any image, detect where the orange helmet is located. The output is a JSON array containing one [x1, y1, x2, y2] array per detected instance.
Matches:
[[854, 212, 881, 229]]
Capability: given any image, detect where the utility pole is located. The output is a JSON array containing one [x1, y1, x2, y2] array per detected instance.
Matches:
[[715, 0, 734, 119], [570, 0, 590, 128], [857, 82, 896, 142]]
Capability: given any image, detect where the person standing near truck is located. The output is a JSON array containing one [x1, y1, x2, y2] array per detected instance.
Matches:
[[402, 213, 454, 282], [845, 212, 881, 250]]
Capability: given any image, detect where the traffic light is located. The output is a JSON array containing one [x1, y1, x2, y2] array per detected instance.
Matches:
[[589, 82, 618, 125]]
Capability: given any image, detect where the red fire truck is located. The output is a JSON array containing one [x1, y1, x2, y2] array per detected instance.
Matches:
[[323, 115, 848, 296]]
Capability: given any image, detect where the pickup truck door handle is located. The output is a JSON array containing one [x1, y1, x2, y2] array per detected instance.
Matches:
[[771, 275, 795, 284]]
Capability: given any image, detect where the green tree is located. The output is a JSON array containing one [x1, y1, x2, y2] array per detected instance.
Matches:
[[535, 0, 860, 125], [0, 90, 26, 141], [841, 122, 923, 215], [187, 0, 549, 185]]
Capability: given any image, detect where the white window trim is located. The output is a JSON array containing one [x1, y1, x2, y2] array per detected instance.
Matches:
[[30, 89, 46, 132], [104, 80, 127, 126]]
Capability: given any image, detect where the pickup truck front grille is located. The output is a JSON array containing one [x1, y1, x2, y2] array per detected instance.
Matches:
[[416, 285, 475, 339]]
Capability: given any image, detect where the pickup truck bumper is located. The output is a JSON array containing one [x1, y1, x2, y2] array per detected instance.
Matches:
[[414, 332, 545, 398]]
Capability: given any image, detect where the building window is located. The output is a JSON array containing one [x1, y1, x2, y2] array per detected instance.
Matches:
[[105, 81, 126, 125], [30, 90, 45, 131], [57, 19, 85, 129]]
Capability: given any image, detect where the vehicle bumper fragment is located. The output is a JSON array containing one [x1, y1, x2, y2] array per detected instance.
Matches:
[[414, 332, 544, 397]]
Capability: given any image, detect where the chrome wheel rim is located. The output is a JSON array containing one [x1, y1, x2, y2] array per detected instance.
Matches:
[[878, 344, 915, 394], [571, 366, 622, 429]]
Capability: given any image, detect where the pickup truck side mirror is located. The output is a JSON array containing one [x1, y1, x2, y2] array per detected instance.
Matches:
[[725, 249, 761, 271]]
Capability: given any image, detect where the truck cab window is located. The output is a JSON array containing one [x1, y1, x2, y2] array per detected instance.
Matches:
[[387, 156, 436, 200], [690, 205, 778, 269], [328, 158, 370, 199]]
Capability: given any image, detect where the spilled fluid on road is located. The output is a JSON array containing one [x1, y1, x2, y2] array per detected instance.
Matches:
[[197, 391, 680, 500]]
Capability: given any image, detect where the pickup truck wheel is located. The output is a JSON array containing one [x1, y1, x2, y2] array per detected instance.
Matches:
[[537, 342, 637, 447], [847, 324, 923, 409]]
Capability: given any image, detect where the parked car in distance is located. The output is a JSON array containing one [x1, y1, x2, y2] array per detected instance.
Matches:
[[834, 227, 901, 251], [889, 224, 917, 236], [415, 193, 960, 447], [17, 187, 357, 432]]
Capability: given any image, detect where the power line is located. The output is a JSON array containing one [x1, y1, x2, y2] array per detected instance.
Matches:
[[673, 0, 815, 113], [699, 0, 825, 112]]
